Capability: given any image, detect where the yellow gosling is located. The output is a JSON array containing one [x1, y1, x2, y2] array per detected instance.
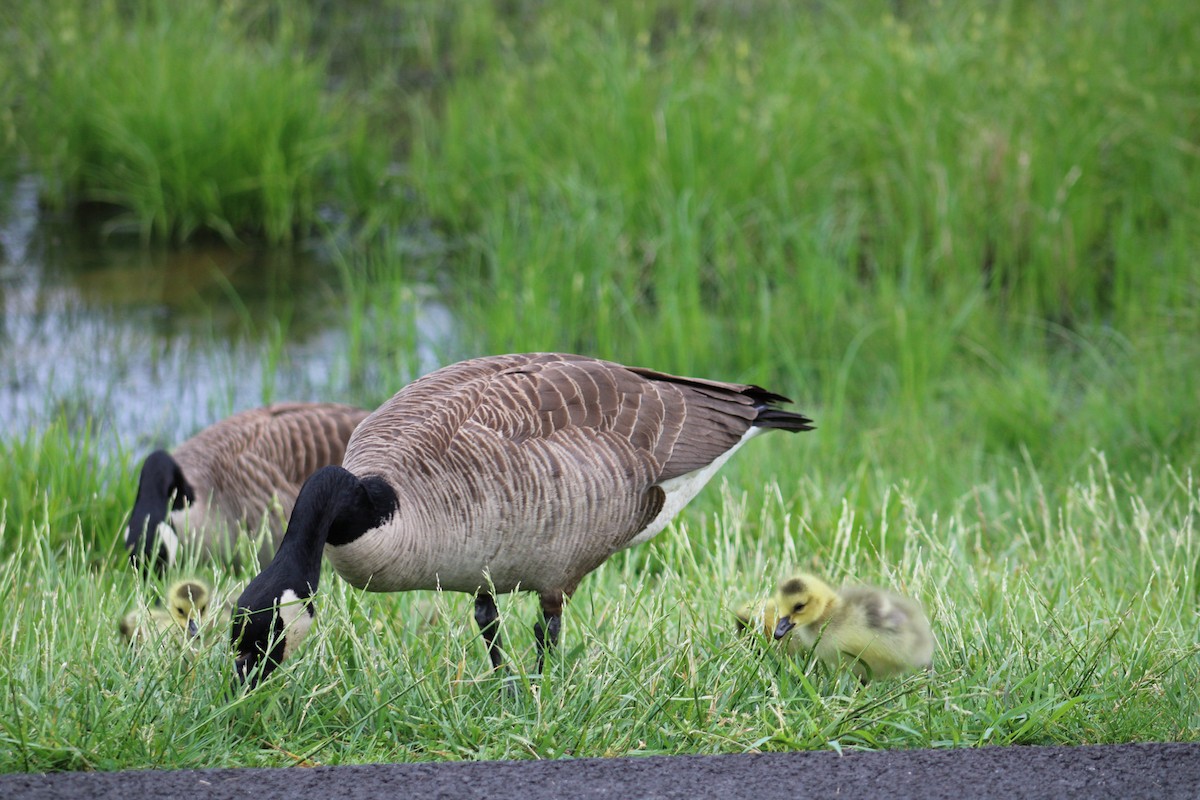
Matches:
[[771, 572, 934, 682], [119, 579, 211, 645]]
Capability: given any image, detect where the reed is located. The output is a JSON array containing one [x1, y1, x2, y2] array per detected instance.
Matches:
[[395, 0, 1199, 508], [9, 0, 385, 244], [409, 0, 1199, 336]]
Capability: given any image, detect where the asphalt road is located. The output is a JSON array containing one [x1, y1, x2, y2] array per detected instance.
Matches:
[[3, 742, 1196, 799]]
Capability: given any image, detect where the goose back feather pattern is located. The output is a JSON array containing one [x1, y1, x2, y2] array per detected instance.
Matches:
[[326, 353, 812, 596], [130, 402, 370, 568]]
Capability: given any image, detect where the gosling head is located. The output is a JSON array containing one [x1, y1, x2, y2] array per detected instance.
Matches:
[[127, 450, 195, 575], [166, 579, 210, 638], [772, 573, 836, 640]]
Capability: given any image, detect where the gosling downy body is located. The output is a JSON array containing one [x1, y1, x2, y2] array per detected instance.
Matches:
[[120, 579, 212, 645], [233, 353, 813, 687], [771, 572, 934, 681], [126, 402, 370, 574]]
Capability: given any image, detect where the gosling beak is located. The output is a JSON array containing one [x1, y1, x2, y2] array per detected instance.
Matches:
[[773, 617, 795, 640], [187, 618, 200, 638]]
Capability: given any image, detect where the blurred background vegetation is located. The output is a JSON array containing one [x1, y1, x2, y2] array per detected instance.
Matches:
[[0, 0, 1196, 556]]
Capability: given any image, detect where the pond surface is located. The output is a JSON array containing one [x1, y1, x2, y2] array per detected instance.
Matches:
[[0, 175, 452, 457]]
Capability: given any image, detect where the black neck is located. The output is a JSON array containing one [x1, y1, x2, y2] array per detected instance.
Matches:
[[127, 450, 192, 566], [267, 465, 398, 595]]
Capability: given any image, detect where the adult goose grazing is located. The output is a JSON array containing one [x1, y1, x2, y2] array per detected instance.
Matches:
[[232, 353, 814, 687], [126, 402, 371, 574]]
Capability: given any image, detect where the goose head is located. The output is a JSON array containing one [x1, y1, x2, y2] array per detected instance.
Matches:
[[127, 450, 195, 575], [772, 573, 836, 639], [231, 466, 397, 688], [232, 578, 316, 687]]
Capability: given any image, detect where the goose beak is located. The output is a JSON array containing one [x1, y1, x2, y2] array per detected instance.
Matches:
[[233, 651, 275, 690], [187, 618, 200, 638], [128, 525, 176, 577], [233, 655, 252, 687], [773, 617, 795, 640], [154, 546, 171, 575]]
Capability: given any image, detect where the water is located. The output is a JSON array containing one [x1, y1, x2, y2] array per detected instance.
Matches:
[[0, 176, 453, 457]]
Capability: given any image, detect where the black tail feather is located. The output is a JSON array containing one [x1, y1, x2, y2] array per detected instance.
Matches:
[[753, 407, 815, 432]]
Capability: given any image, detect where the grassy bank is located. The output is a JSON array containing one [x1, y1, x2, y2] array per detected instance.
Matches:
[[1, 0, 1198, 772], [1, 457, 1196, 771]]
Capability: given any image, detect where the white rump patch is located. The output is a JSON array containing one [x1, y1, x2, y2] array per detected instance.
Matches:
[[626, 427, 763, 548], [278, 588, 315, 661], [155, 522, 179, 566]]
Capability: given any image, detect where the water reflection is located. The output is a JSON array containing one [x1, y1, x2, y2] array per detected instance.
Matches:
[[0, 176, 452, 456]]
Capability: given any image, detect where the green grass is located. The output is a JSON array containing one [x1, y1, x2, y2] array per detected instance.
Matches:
[[1, 457, 1196, 771], [1, 0, 1199, 773], [0, 419, 127, 563], [395, 0, 1199, 507], [409, 0, 1199, 328], [6, 0, 390, 244]]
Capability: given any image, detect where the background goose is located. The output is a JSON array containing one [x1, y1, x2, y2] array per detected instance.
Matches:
[[232, 352, 814, 687], [126, 402, 371, 574]]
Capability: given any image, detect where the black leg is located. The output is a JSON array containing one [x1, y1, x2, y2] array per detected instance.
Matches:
[[474, 593, 505, 672], [534, 592, 565, 674]]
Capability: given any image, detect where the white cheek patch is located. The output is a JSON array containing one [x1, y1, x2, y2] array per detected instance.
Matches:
[[155, 522, 179, 566], [277, 588, 315, 661]]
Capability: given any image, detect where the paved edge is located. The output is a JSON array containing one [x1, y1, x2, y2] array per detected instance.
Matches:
[[2, 742, 1197, 800]]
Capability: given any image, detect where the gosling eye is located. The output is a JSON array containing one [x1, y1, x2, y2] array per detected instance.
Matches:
[[792, 602, 806, 613]]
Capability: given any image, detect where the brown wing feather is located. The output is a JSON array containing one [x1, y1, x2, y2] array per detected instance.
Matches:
[[250, 403, 371, 484], [333, 354, 811, 595], [348, 353, 791, 484], [174, 402, 370, 517], [222, 450, 294, 531]]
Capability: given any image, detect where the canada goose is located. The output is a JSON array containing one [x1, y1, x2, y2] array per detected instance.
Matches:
[[126, 402, 371, 574], [120, 579, 212, 644], [232, 353, 813, 687], [769, 572, 934, 681]]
